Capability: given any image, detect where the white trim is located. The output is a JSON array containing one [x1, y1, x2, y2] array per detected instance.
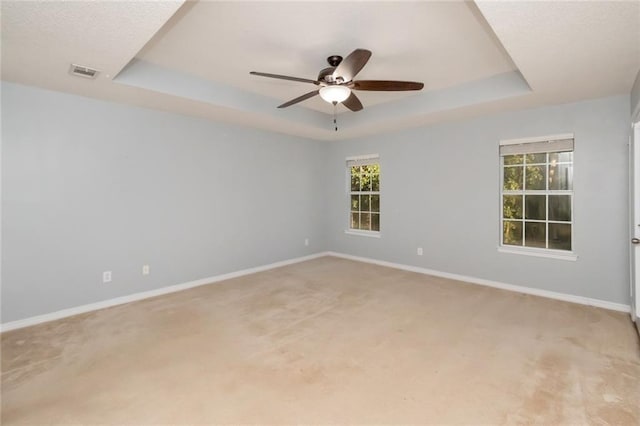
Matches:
[[499, 146, 575, 254], [344, 229, 381, 238], [347, 157, 381, 233], [631, 122, 640, 322], [326, 251, 630, 313], [4, 250, 629, 332], [345, 153, 379, 161], [499, 133, 574, 146], [0, 252, 331, 333], [497, 246, 578, 261]]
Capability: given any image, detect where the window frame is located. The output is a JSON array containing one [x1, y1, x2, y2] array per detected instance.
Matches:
[[498, 134, 577, 261], [345, 154, 381, 238]]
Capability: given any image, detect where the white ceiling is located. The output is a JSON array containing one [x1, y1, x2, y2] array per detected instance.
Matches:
[[2, 1, 639, 141], [137, 1, 517, 112]]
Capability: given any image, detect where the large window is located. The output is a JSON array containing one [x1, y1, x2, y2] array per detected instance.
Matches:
[[348, 155, 380, 233], [500, 136, 574, 254]]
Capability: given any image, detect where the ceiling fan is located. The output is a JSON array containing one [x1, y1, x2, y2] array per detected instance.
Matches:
[[250, 48, 424, 112]]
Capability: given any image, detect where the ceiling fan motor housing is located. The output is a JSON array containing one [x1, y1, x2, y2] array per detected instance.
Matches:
[[318, 67, 337, 83]]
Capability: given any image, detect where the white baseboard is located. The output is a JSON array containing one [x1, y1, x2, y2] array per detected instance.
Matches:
[[1, 252, 331, 333], [2, 250, 630, 333], [326, 251, 631, 313]]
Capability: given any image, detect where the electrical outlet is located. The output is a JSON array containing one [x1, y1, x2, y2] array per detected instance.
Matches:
[[304, 238, 309, 246], [142, 265, 150, 276], [102, 271, 112, 283], [417, 247, 423, 256]]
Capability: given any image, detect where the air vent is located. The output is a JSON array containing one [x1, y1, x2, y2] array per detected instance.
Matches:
[[69, 64, 99, 79]]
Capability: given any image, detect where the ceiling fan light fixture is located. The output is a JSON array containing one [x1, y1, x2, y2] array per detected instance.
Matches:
[[251, 48, 423, 112], [319, 85, 351, 103]]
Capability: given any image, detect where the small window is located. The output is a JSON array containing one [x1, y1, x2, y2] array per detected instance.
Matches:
[[348, 155, 380, 234], [500, 136, 574, 255]]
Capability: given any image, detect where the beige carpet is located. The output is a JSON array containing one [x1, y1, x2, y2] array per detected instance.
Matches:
[[2, 256, 639, 424]]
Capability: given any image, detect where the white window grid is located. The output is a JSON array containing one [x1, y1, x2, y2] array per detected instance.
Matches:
[[500, 152, 574, 252], [348, 160, 380, 233]]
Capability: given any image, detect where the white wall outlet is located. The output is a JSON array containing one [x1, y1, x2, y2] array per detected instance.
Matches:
[[417, 247, 423, 256], [102, 271, 112, 283], [142, 265, 150, 276], [304, 238, 309, 246]]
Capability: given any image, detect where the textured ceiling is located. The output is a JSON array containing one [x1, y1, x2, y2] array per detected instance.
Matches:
[[1, 1, 639, 141], [476, 0, 640, 102], [0, 0, 184, 88]]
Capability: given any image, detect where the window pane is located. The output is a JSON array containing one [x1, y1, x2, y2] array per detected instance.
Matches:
[[504, 154, 524, 165], [525, 165, 547, 190], [550, 152, 572, 163], [526, 153, 546, 164], [350, 212, 359, 229], [549, 164, 573, 190], [351, 195, 359, 211], [371, 173, 380, 191], [549, 195, 571, 221], [525, 195, 546, 220], [351, 167, 360, 191], [503, 166, 523, 190], [361, 165, 370, 174], [371, 213, 380, 231], [503, 221, 523, 246], [503, 195, 523, 219], [371, 195, 380, 212], [360, 212, 371, 230], [361, 174, 372, 191], [525, 222, 546, 248], [549, 223, 572, 250], [360, 195, 370, 212]]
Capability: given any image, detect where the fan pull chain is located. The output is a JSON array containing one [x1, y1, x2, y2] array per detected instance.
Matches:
[[333, 101, 338, 131]]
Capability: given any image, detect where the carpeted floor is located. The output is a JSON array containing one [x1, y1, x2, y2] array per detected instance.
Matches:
[[2, 256, 639, 424]]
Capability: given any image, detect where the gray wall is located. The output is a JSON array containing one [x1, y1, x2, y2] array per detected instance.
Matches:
[[326, 95, 631, 305], [1, 82, 632, 324], [632, 69, 640, 121], [1, 82, 327, 322]]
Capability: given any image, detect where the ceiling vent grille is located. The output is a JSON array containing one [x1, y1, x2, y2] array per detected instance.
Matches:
[[69, 64, 99, 79]]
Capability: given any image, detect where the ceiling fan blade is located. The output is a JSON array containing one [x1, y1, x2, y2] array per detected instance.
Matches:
[[333, 49, 372, 82], [277, 90, 320, 108], [342, 92, 363, 112], [250, 71, 320, 85], [353, 80, 424, 91]]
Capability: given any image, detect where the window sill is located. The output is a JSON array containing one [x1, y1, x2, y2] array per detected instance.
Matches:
[[498, 246, 578, 261], [345, 230, 381, 238]]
